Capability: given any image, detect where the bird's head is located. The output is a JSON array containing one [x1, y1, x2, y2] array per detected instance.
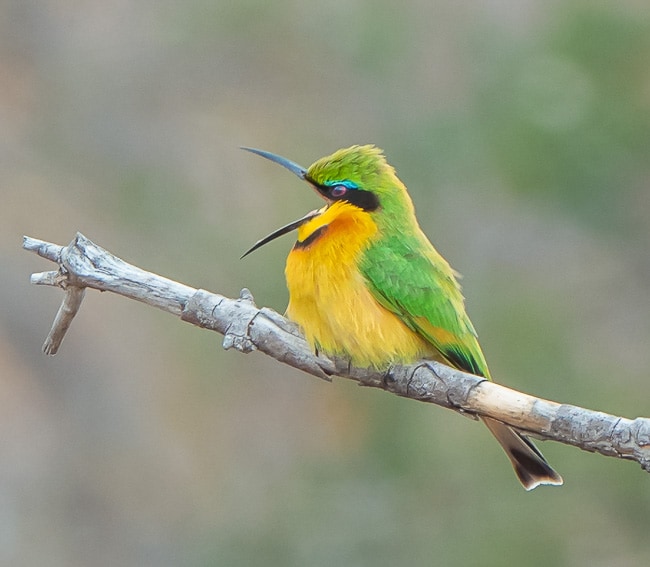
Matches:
[[241, 145, 415, 257]]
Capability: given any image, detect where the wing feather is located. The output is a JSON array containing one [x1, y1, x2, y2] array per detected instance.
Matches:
[[360, 233, 491, 378]]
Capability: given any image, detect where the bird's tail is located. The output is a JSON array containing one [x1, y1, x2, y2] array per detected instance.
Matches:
[[482, 417, 563, 490]]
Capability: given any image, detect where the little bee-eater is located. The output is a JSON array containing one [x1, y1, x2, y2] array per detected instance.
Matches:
[[242, 145, 562, 490]]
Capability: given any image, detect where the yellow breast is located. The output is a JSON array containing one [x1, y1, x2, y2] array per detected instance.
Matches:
[[285, 201, 434, 368]]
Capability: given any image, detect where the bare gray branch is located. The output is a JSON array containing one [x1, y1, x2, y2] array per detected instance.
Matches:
[[23, 233, 650, 474]]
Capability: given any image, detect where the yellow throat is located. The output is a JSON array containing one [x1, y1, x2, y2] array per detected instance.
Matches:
[[285, 201, 435, 367]]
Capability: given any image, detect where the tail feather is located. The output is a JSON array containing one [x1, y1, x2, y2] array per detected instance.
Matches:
[[482, 417, 563, 490]]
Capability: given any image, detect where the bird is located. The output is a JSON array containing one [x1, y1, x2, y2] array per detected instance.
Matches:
[[241, 144, 563, 490]]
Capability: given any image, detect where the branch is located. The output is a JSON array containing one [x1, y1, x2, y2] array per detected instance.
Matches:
[[23, 233, 650, 474]]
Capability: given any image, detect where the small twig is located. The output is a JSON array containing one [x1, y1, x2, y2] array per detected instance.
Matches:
[[24, 236, 87, 354], [43, 286, 86, 354], [22, 233, 650, 474]]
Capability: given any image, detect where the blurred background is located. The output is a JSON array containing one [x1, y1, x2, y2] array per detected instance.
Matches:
[[3, 1, 650, 565]]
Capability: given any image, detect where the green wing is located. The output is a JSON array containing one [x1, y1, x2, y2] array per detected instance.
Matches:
[[360, 234, 491, 379]]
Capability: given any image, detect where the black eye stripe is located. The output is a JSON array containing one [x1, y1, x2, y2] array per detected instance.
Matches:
[[304, 176, 380, 212], [343, 189, 380, 211]]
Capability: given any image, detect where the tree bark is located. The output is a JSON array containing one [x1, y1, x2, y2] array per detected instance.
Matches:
[[23, 233, 650, 474]]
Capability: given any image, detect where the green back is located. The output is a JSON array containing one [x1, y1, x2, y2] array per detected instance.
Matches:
[[360, 230, 491, 379], [307, 145, 491, 379]]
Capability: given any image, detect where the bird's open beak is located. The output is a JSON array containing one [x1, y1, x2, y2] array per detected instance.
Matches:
[[241, 147, 319, 258], [240, 209, 320, 258]]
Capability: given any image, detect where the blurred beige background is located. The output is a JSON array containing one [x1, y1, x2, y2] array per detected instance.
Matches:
[[3, 1, 650, 566]]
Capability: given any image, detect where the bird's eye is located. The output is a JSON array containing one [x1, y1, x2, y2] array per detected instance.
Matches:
[[329, 184, 347, 198]]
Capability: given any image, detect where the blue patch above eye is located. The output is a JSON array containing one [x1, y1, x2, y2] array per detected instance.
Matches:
[[324, 180, 358, 190]]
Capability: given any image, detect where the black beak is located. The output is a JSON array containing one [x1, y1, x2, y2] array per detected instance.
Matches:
[[241, 147, 319, 258], [240, 209, 320, 258], [241, 147, 307, 180]]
